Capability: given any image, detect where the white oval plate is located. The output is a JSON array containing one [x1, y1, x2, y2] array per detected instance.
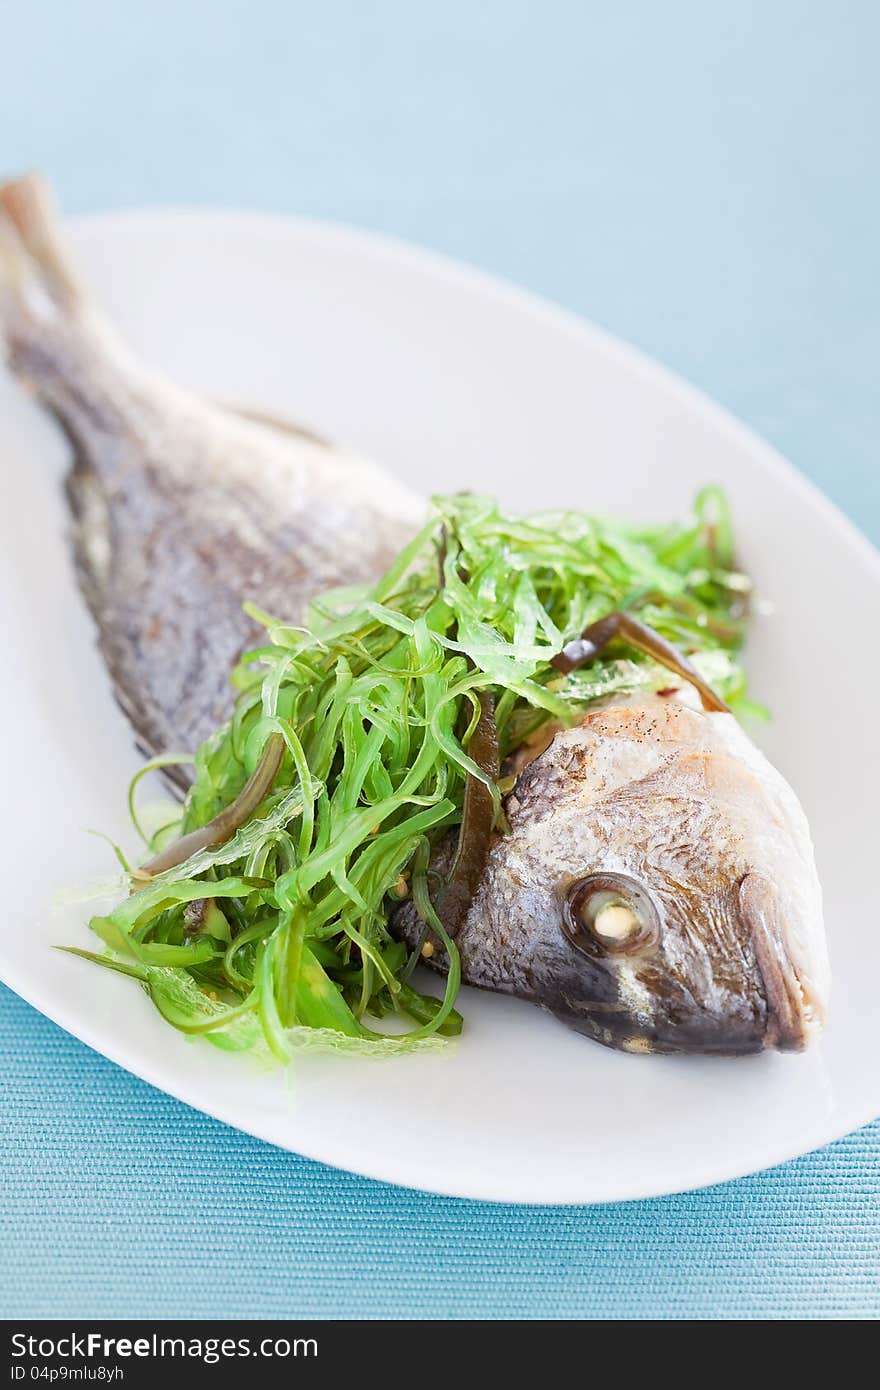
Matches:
[[1, 210, 877, 1204]]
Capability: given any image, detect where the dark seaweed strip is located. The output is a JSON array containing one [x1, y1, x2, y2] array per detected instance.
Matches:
[[551, 611, 729, 713], [140, 733, 285, 875], [437, 692, 499, 936]]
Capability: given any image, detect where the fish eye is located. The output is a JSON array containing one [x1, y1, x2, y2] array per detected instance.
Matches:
[[563, 873, 659, 957]]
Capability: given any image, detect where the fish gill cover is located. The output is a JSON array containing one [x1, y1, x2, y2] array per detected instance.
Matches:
[[68, 489, 755, 1060]]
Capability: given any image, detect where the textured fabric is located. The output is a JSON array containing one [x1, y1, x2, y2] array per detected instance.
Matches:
[[2, 986, 879, 1319], [2, 0, 880, 1320]]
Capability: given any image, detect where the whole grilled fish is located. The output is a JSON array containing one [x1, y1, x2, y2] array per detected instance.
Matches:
[[0, 174, 829, 1054]]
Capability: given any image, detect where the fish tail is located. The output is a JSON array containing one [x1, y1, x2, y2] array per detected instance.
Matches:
[[0, 172, 82, 310], [0, 171, 150, 450]]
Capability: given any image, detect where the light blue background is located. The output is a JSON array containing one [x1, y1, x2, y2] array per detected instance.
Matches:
[[1, 1, 878, 1319]]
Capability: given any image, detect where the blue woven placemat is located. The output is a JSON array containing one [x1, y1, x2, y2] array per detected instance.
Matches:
[[2, 984, 879, 1319], [2, 0, 879, 1320]]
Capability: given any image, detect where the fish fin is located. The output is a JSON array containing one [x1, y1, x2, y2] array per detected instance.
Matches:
[[0, 173, 141, 449], [0, 172, 81, 309], [225, 403, 332, 450], [0, 200, 31, 311]]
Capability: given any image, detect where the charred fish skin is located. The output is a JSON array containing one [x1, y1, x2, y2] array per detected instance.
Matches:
[[400, 694, 828, 1056], [0, 174, 422, 768]]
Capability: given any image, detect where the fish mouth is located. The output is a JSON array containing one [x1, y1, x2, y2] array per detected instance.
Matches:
[[547, 871, 826, 1057], [740, 874, 825, 1052], [551, 998, 770, 1057], [757, 961, 815, 1052], [548, 948, 769, 1056]]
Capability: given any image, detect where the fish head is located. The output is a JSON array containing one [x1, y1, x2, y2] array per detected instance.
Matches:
[[468, 694, 829, 1055]]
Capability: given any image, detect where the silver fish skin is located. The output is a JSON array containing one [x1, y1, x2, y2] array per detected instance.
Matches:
[[0, 174, 422, 767], [400, 692, 829, 1054]]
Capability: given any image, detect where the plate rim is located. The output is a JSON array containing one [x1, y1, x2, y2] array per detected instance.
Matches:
[[2, 204, 879, 1205]]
